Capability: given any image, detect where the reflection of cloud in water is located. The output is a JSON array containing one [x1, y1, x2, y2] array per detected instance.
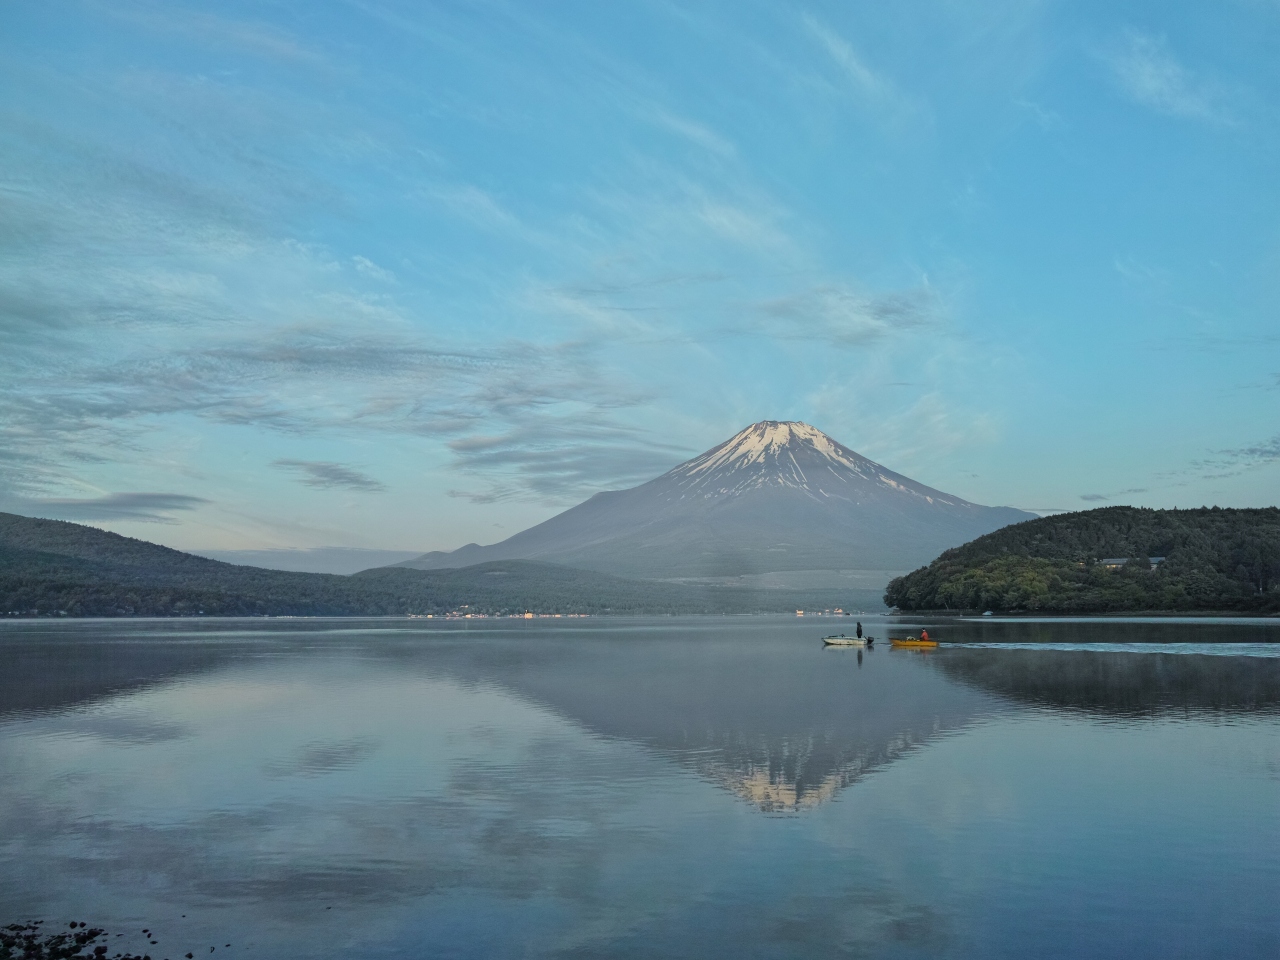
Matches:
[[263, 737, 380, 778]]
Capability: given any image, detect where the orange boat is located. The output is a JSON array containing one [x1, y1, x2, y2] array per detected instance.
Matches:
[[890, 636, 938, 648]]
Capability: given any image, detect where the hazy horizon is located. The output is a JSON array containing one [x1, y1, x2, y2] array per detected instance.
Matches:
[[3, 1, 1277, 556]]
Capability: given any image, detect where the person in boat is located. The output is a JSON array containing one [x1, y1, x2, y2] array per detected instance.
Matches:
[[856, 621, 863, 639], [920, 628, 930, 642]]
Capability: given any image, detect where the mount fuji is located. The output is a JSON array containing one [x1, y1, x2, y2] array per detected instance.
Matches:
[[395, 421, 1035, 579]]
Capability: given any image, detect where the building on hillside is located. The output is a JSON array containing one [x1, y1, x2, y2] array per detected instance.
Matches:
[[1098, 557, 1166, 570]]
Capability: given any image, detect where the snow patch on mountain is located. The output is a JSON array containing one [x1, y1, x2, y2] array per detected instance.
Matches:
[[659, 420, 965, 506]]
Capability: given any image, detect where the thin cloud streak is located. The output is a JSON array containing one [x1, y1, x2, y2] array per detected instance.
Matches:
[[799, 13, 919, 125], [3, 318, 677, 503], [97, 1, 326, 65], [1222, 435, 1280, 467], [1080, 488, 1148, 502], [1177, 433, 1280, 483], [273, 460, 387, 492], [754, 283, 943, 346], [644, 106, 737, 158], [1104, 31, 1234, 123], [445, 418, 692, 503], [0, 492, 209, 523], [801, 14, 894, 104]]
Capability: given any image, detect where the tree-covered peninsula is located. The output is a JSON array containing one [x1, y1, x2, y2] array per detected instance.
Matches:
[[885, 506, 1280, 614]]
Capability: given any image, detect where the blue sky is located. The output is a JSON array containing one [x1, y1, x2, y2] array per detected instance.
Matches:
[[2, 0, 1278, 556]]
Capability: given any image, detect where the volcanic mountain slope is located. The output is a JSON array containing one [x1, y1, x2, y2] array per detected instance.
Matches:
[[398, 421, 1035, 578]]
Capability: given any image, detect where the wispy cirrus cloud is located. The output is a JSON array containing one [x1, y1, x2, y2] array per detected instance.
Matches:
[[0, 110, 677, 507], [0, 0, 1044, 527], [1174, 433, 1280, 483], [800, 14, 918, 123], [445, 418, 690, 503], [0, 106, 689, 502], [351, 256, 394, 282], [1015, 98, 1065, 132], [845, 390, 1001, 471], [643, 106, 737, 158], [0, 492, 209, 523], [3, 315, 681, 504], [1104, 31, 1235, 123], [419, 183, 546, 245], [801, 14, 894, 105], [753, 282, 943, 346], [1080, 488, 1148, 503], [1219, 434, 1280, 467], [97, 1, 325, 65], [273, 460, 386, 492]]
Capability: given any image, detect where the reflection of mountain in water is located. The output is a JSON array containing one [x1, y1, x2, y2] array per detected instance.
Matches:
[[931, 648, 1280, 718], [12, 621, 1277, 813], [690, 722, 950, 812], [1, 623, 995, 813], [414, 631, 999, 812]]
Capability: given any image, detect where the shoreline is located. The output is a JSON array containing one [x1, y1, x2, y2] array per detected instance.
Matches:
[[2, 611, 1279, 624]]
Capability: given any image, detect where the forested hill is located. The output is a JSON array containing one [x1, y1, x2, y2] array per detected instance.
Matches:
[[0, 512, 879, 617], [885, 507, 1280, 614]]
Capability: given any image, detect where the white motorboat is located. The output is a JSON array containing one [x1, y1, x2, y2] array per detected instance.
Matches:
[[822, 634, 867, 647]]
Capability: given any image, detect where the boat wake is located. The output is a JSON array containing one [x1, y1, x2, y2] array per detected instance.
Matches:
[[943, 642, 1280, 658]]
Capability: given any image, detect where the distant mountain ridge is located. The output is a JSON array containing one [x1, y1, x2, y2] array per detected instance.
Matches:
[[398, 420, 1034, 578], [0, 512, 881, 617]]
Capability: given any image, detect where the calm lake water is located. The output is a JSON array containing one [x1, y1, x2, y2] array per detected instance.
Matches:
[[1, 616, 1278, 959]]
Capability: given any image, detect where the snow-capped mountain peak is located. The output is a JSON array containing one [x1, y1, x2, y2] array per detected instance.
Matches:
[[657, 420, 964, 505], [679, 421, 860, 474]]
